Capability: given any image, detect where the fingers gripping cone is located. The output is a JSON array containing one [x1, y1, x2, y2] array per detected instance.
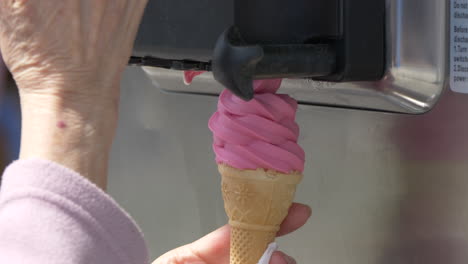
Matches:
[[219, 164, 303, 264]]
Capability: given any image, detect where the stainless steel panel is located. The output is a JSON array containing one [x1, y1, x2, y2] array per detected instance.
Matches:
[[142, 0, 449, 114], [110, 68, 468, 263]]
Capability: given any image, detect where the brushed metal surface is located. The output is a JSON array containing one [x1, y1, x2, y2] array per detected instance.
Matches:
[[142, 0, 449, 114], [109, 68, 468, 263]]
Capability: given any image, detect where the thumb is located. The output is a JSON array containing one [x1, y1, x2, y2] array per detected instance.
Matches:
[[270, 251, 297, 264], [152, 225, 231, 264]]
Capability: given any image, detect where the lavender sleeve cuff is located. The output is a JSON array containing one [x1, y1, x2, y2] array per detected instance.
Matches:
[[0, 159, 149, 264]]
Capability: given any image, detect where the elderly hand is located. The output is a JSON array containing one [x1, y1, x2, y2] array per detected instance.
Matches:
[[153, 203, 311, 264], [0, 0, 148, 188]]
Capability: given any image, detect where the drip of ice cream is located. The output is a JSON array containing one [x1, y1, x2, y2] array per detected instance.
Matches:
[[184, 71, 205, 85], [209, 79, 305, 173]]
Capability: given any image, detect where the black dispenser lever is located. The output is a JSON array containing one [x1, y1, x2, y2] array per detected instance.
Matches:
[[213, 0, 385, 101], [213, 27, 336, 100]]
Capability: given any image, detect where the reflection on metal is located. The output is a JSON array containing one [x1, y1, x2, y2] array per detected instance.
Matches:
[[142, 0, 448, 114]]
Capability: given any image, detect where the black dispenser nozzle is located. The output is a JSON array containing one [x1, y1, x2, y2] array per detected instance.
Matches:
[[212, 0, 385, 101], [213, 27, 337, 101]]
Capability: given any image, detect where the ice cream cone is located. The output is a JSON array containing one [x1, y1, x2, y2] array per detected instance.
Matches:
[[219, 164, 303, 264]]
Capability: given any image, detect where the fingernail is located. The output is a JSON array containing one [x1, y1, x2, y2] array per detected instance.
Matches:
[[283, 254, 297, 264], [305, 205, 312, 218]]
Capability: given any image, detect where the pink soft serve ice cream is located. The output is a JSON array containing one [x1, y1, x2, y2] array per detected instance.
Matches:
[[209, 79, 305, 173]]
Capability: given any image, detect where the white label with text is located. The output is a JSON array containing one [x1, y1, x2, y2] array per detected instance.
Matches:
[[451, 0, 468, 93]]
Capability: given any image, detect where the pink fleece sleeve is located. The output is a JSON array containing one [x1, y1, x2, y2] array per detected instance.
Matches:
[[0, 159, 149, 264]]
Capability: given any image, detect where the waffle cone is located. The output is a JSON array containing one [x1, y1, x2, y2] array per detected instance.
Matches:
[[219, 164, 303, 264]]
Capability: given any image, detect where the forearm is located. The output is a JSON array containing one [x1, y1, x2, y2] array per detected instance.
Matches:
[[19, 91, 119, 189], [0, 0, 148, 190]]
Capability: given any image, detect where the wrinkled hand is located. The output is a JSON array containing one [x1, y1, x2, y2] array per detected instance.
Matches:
[[0, 0, 147, 95], [153, 203, 311, 264], [0, 0, 147, 187]]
